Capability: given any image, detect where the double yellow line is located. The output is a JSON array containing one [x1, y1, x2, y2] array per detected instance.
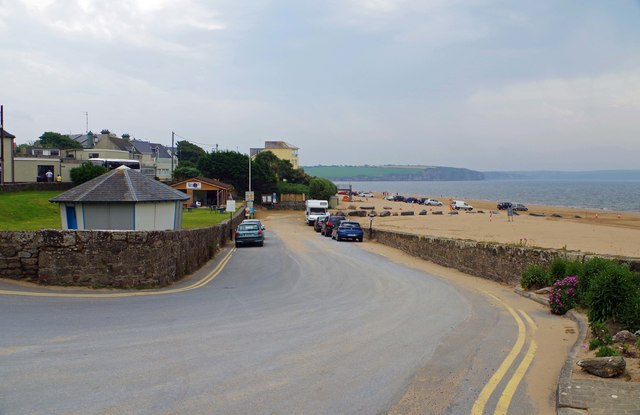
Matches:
[[471, 294, 538, 415], [0, 248, 236, 298]]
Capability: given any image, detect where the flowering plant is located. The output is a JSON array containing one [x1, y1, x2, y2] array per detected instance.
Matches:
[[549, 275, 578, 315]]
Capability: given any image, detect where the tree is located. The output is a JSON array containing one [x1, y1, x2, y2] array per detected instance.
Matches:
[[173, 166, 201, 181], [176, 140, 207, 165], [69, 162, 108, 185], [36, 132, 83, 149], [198, 150, 250, 194], [309, 177, 337, 200]]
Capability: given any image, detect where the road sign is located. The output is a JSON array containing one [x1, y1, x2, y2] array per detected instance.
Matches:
[[245, 191, 255, 202]]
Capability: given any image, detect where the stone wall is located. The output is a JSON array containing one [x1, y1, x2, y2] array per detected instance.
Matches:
[[0, 211, 245, 288], [370, 229, 640, 285]]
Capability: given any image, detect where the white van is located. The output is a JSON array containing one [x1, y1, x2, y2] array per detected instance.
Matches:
[[305, 200, 329, 225], [451, 200, 473, 211]]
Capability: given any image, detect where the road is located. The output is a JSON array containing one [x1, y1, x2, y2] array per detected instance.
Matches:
[[0, 212, 575, 414]]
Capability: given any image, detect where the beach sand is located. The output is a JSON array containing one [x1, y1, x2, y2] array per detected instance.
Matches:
[[335, 194, 640, 258]]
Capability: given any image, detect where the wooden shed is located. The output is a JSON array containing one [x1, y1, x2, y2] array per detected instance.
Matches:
[[50, 166, 189, 230], [171, 177, 233, 208]]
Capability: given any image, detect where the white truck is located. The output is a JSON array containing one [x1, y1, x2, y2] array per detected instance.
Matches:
[[450, 200, 473, 211], [305, 199, 329, 225]]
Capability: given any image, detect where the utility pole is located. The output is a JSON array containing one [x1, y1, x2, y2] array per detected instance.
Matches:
[[0, 105, 4, 185], [171, 131, 175, 176], [85, 112, 89, 133]]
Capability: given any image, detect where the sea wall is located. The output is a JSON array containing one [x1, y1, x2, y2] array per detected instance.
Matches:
[[370, 229, 640, 285], [0, 211, 245, 288]]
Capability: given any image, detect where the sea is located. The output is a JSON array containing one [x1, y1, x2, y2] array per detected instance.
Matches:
[[334, 180, 640, 213]]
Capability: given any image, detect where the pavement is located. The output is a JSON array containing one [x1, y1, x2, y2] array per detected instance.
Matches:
[[515, 288, 640, 415]]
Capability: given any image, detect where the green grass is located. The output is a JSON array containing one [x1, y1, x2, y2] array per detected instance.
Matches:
[[304, 165, 424, 178], [0, 190, 234, 231], [0, 191, 63, 230], [181, 208, 233, 229]]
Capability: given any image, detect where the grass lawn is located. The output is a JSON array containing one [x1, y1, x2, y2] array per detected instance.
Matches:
[[0, 190, 63, 230], [181, 207, 233, 229], [0, 190, 233, 230]]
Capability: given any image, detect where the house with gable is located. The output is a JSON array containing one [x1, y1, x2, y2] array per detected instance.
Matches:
[[250, 141, 299, 169]]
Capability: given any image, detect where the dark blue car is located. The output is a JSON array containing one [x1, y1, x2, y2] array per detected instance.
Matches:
[[332, 220, 364, 242]]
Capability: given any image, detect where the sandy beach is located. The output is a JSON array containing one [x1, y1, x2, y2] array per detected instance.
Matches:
[[332, 194, 640, 258]]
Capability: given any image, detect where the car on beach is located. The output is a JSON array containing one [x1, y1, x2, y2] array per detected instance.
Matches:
[[497, 202, 512, 210], [321, 215, 345, 237], [331, 220, 364, 242], [235, 223, 264, 247], [421, 198, 443, 206], [404, 197, 419, 204], [514, 203, 528, 211], [451, 200, 473, 211], [392, 195, 406, 202], [359, 192, 374, 198]]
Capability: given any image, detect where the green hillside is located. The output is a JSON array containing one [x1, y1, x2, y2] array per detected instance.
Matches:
[[303, 165, 485, 181], [303, 166, 424, 179]]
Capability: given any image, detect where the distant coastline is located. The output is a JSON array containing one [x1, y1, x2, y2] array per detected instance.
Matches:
[[303, 165, 640, 182]]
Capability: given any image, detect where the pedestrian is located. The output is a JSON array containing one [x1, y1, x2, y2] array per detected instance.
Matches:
[[45, 170, 53, 183], [507, 205, 514, 222], [55, 174, 62, 183]]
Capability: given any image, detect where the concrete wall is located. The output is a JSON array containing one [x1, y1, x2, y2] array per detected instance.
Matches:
[[370, 229, 640, 285], [0, 210, 244, 288]]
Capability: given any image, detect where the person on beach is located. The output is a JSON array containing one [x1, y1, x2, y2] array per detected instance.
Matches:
[[507, 205, 514, 222]]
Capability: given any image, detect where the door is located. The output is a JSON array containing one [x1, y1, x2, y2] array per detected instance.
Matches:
[[65, 206, 78, 230]]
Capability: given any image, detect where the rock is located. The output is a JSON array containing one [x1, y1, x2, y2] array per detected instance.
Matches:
[[383, 206, 393, 210], [551, 213, 563, 218], [477, 210, 485, 214], [348, 210, 367, 217], [379, 210, 391, 217], [419, 210, 427, 215], [431, 211, 443, 215], [534, 287, 552, 294], [336, 211, 346, 216], [400, 211, 414, 216], [448, 211, 458, 215], [359, 206, 375, 210], [392, 212, 399, 216], [577, 356, 626, 378], [348, 205, 356, 210], [613, 330, 637, 343], [574, 215, 582, 219]]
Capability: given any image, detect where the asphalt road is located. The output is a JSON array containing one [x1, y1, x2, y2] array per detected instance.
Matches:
[[0, 215, 542, 415]]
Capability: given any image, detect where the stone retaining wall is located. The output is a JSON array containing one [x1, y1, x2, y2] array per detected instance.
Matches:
[[370, 229, 640, 285], [0, 182, 73, 192], [0, 211, 245, 288]]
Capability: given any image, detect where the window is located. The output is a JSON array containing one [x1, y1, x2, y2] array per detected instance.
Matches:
[[89, 153, 99, 158]]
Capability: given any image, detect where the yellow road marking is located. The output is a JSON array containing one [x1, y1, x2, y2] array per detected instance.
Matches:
[[0, 248, 235, 298], [471, 294, 526, 415], [494, 339, 538, 414]]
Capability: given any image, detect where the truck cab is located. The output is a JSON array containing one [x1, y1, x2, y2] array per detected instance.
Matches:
[[305, 200, 329, 225]]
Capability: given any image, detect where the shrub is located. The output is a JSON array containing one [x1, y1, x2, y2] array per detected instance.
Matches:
[[578, 257, 614, 306], [565, 260, 584, 279], [595, 346, 620, 357], [69, 162, 108, 185], [549, 257, 569, 282], [618, 288, 640, 331], [521, 265, 552, 290], [587, 263, 638, 324], [589, 320, 613, 346], [549, 276, 578, 315]]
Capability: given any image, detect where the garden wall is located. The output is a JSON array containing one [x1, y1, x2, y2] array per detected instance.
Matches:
[[0, 211, 245, 288], [370, 229, 640, 285], [0, 182, 73, 192]]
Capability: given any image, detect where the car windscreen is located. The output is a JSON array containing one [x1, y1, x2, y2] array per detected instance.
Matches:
[[238, 224, 259, 231], [340, 222, 361, 229]]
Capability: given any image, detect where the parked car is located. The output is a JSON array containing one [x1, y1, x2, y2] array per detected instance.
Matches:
[[393, 195, 406, 202], [235, 223, 264, 247], [314, 215, 328, 232], [404, 197, 419, 204], [451, 200, 473, 211], [384, 194, 396, 201], [241, 219, 265, 231], [321, 215, 345, 237], [497, 202, 512, 210], [359, 192, 374, 198], [332, 220, 364, 242], [422, 198, 443, 206], [513, 203, 528, 211]]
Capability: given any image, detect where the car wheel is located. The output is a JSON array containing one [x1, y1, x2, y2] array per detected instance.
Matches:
[[358, 238, 363, 242], [235, 243, 239, 248], [259, 241, 264, 247], [336, 235, 341, 241]]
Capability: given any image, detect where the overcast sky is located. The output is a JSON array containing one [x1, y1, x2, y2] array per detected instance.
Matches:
[[2, 0, 640, 171]]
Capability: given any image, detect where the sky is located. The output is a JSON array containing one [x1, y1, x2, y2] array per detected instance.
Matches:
[[2, 0, 640, 171]]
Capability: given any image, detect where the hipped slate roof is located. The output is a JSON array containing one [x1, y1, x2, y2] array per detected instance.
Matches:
[[1, 129, 16, 139], [265, 141, 298, 150], [131, 139, 171, 158], [50, 167, 189, 203]]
